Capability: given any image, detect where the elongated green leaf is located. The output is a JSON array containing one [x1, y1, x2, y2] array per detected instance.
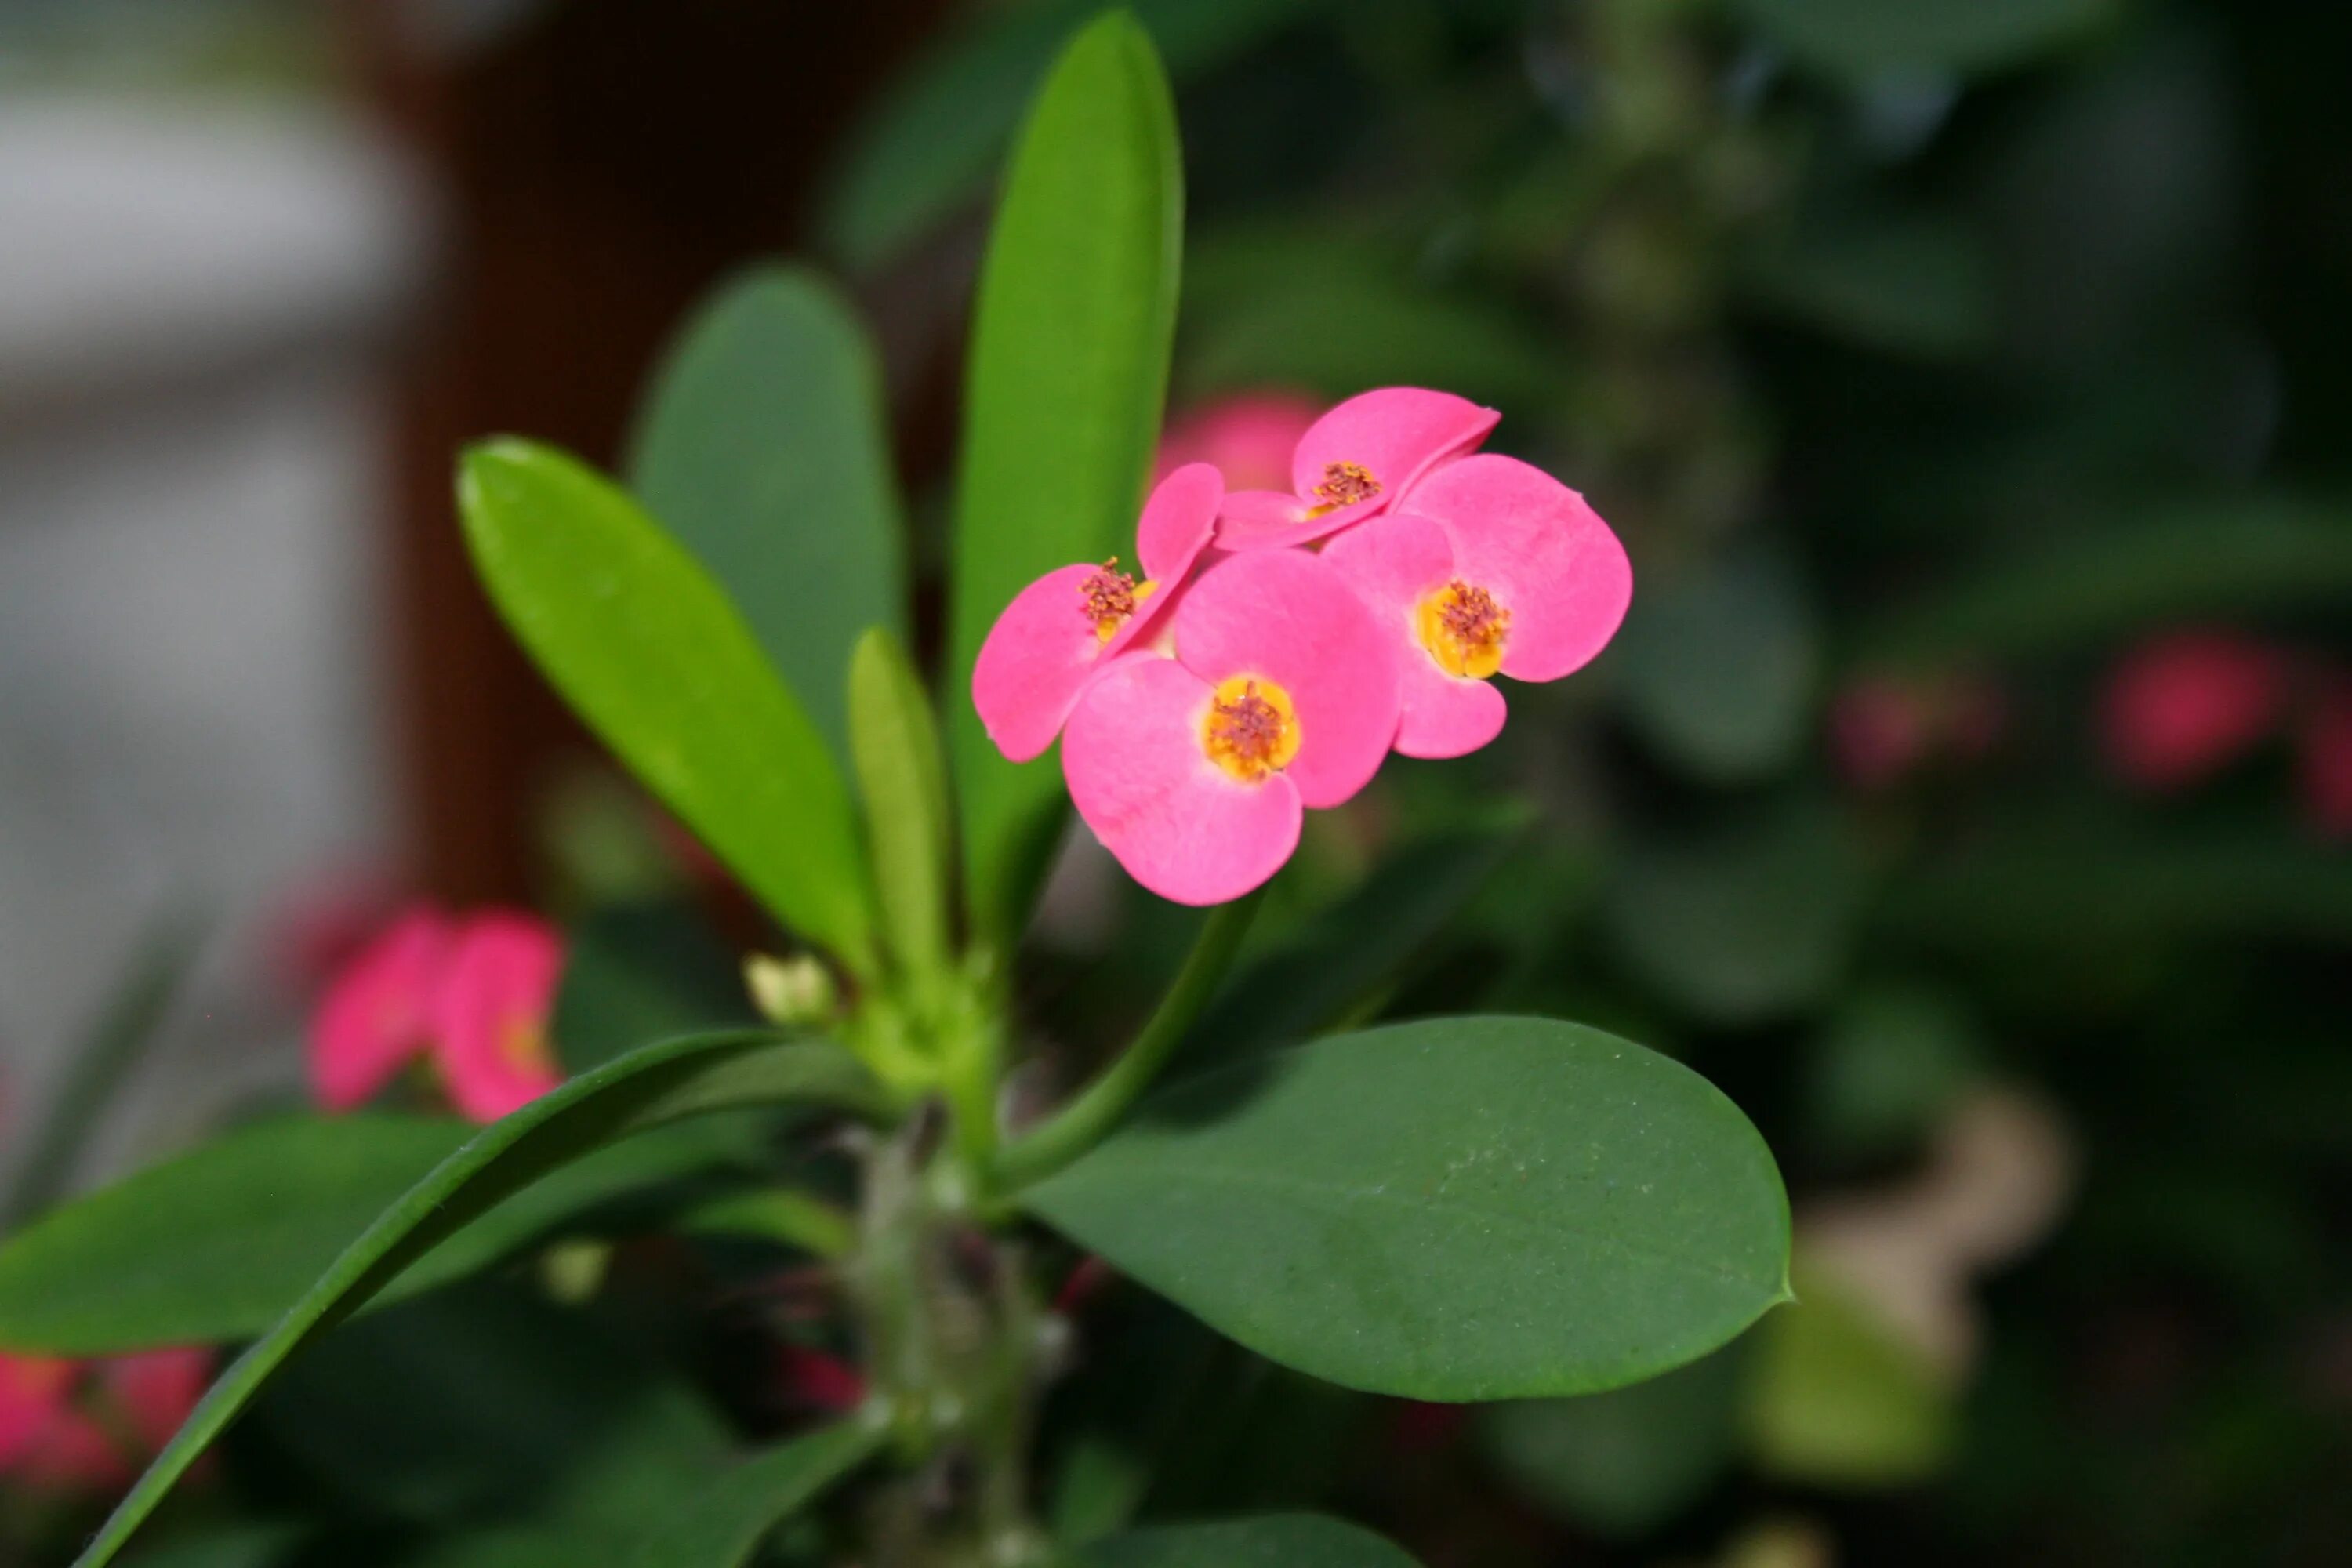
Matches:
[[630, 1419, 885, 1568], [628, 267, 906, 768], [1854, 498, 2352, 668], [459, 441, 877, 974], [849, 628, 953, 981], [1023, 1017, 1791, 1401], [1083, 1515, 1420, 1568], [67, 1032, 882, 1568], [0, 1112, 767, 1356], [819, 0, 1312, 270], [946, 13, 1181, 944]]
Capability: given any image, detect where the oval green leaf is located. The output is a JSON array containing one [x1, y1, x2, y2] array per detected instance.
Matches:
[[66, 1031, 882, 1568], [1082, 1515, 1421, 1568], [944, 11, 1181, 944], [630, 1419, 885, 1568], [0, 1112, 769, 1356], [459, 441, 877, 974], [627, 267, 907, 769], [1022, 1017, 1791, 1401]]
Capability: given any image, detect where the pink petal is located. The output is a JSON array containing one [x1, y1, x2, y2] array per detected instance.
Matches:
[[1062, 656, 1303, 906], [1134, 462, 1221, 586], [1214, 488, 1330, 551], [972, 564, 1120, 762], [1172, 550, 1401, 808], [2296, 683, 2352, 840], [433, 911, 565, 1123], [1290, 387, 1498, 514], [1406, 454, 1633, 683], [17, 1410, 129, 1491], [309, 909, 454, 1113], [98, 1349, 209, 1452], [0, 1354, 74, 1469], [1321, 514, 1508, 759], [1156, 393, 1321, 492], [2101, 631, 2288, 790]]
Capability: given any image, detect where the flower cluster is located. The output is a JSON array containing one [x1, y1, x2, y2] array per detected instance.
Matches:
[[975, 387, 1632, 904], [0, 1348, 206, 1494], [311, 906, 566, 1123]]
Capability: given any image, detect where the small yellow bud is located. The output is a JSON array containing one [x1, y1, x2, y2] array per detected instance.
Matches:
[[745, 953, 837, 1025]]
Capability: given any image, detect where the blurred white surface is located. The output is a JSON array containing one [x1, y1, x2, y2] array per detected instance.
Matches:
[[0, 94, 427, 1183]]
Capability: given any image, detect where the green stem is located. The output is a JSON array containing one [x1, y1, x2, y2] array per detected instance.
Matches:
[[990, 886, 1266, 1191]]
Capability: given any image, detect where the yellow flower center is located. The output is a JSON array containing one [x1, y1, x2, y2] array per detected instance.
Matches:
[[1418, 579, 1510, 679], [1201, 676, 1301, 782], [1308, 460, 1381, 516], [1079, 558, 1156, 643], [499, 1016, 553, 1074]]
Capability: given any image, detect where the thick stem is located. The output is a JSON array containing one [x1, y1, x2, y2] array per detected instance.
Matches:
[[990, 885, 1267, 1191]]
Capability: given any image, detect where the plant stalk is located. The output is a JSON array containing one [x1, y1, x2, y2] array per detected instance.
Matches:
[[989, 885, 1266, 1191]]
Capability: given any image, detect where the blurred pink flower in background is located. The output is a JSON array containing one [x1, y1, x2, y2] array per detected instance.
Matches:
[[310, 905, 566, 1123], [1830, 673, 2006, 791], [2101, 630, 2288, 790], [0, 1348, 208, 1494], [1155, 391, 1320, 492], [775, 1345, 865, 1415], [2297, 681, 2352, 840]]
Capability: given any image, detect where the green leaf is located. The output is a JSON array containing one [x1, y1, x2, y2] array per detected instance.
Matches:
[[1603, 806, 1867, 1025], [1082, 1515, 1421, 1568], [2, 905, 201, 1230], [1730, 0, 2119, 81], [1613, 552, 1820, 786], [459, 441, 877, 975], [1023, 1017, 1791, 1401], [818, 0, 1312, 270], [629, 1420, 885, 1568], [849, 628, 954, 981], [946, 12, 1182, 945], [627, 267, 907, 768], [64, 1031, 883, 1568], [1478, 1348, 1744, 1539], [1740, 1263, 1955, 1486], [0, 1110, 767, 1355], [1853, 497, 2352, 669]]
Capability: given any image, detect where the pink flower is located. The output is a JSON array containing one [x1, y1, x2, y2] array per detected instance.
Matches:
[[1061, 550, 1399, 905], [973, 463, 1221, 762], [1215, 387, 1499, 551], [0, 1354, 74, 1472], [94, 1348, 209, 1456], [310, 906, 565, 1123], [310, 909, 456, 1112], [1830, 673, 2007, 791], [2102, 631, 2288, 790], [775, 1345, 866, 1415], [2298, 681, 2352, 840], [433, 913, 565, 1123], [0, 1349, 209, 1494], [1321, 460, 1632, 758], [1156, 392, 1320, 492]]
